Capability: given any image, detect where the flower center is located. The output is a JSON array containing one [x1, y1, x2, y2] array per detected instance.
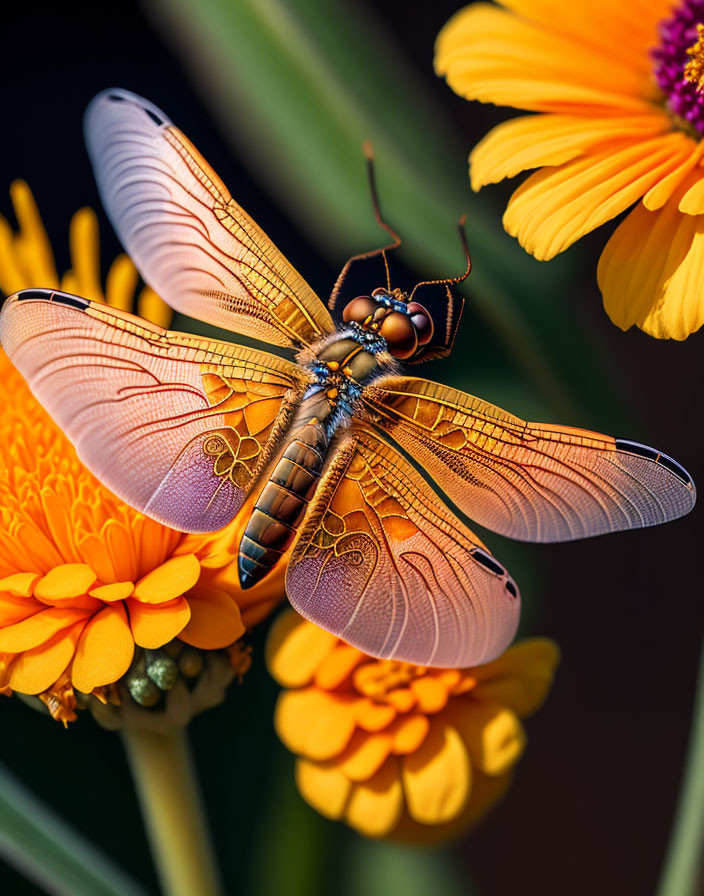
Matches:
[[653, 2, 704, 136]]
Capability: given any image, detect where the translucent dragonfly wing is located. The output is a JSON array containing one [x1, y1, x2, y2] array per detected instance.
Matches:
[[0, 289, 305, 532], [365, 376, 696, 542], [84, 89, 334, 348], [286, 423, 520, 668]]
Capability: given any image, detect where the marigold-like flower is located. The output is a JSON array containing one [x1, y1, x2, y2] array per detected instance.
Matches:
[[436, 0, 704, 340], [267, 610, 559, 840], [0, 184, 284, 725]]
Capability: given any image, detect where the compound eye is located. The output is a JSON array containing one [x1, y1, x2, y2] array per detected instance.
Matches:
[[379, 311, 418, 359], [406, 301, 434, 346], [343, 296, 377, 324]]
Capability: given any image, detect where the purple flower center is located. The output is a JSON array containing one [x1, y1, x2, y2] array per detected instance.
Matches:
[[653, 0, 704, 135]]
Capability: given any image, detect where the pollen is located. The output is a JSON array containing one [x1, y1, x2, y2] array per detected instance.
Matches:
[[685, 23, 704, 92]]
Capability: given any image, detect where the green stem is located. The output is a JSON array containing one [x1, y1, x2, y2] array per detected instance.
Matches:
[[122, 728, 223, 896], [657, 642, 704, 896]]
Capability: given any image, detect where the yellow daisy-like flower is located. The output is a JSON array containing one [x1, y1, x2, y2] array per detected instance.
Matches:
[[436, 0, 704, 339], [267, 610, 559, 840], [0, 183, 284, 724]]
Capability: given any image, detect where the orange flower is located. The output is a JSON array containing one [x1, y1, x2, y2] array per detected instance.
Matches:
[[267, 610, 559, 840], [0, 183, 284, 723], [435, 0, 704, 339]]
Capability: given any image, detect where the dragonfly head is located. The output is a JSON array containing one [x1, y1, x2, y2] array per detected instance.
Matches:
[[342, 288, 433, 360]]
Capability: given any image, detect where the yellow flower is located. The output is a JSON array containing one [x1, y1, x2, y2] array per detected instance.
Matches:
[[266, 610, 559, 840], [0, 183, 284, 724], [435, 0, 704, 340]]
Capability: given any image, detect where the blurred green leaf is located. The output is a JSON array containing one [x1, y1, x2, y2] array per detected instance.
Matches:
[[342, 839, 476, 896], [657, 641, 704, 896], [0, 760, 150, 896], [143, 0, 621, 422]]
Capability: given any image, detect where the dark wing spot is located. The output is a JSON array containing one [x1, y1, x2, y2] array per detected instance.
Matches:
[[17, 289, 89, 310], [143, 107, 164, 126], [615, 438, 693, 486], [107, 93, 127, 102], [471, 547, 505, 577], [505, 579, 518, 599]]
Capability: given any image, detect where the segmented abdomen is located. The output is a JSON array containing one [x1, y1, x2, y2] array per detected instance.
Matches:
[[237, 387, 331, 588]]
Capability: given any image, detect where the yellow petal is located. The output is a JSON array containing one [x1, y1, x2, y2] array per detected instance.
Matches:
[[104, 254, 138, 312], [274, 688, 358, 760], [449, 700, 526, 776], [471, 638, 560, 716], [8, 621, 86, 695], [390, 713, 430, 755], [435, 5, 656, 115], [504, 134, 695, 260], [497, 0, 671, 73], [178, 586, 244, 649], [401, 720, 471, 824], [34, 564, 98, 602], [471, 113, 670, 191], [9, 180, 59, 288], [338, 730, 393, 782], [679, 174, 704, 214], [344, 758, 404, 837], [265, 610, 338, 687], [314, 644, 366, 690], [598, 198, 704, 339], [295, 759, 351, 820], [89, 582, 134, 602], [69, 207, 104, 302], [643, 142, 704, 210], [71, 604, 134, 693], [0, 607, 89, 652], [137, 286, 173, 328], [410, 676, 449, 714], [133, 554, 201, 604]]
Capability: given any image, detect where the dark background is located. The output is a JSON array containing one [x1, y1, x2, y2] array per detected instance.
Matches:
[[0, 2, 702, 894]]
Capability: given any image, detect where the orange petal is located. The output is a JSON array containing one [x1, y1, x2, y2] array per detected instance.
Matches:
[[8, 621, 86, 695], [0, 594, 44, 627], [0, 572, 40, 597], [314, 644, 366, 691], [355, 697, 397, 732], [178, 586, 244, 649], [274, 688, 359, 760], [265, 609, 338, 687], [71, 603, 134, 693], [401, 719, 471, 824], [679, 173, 704, 214], [390, 713, 430, 755], [410, 676, 449, 714], [344, 757, 404, 838], [133, 554, 201, 604], [127, 596, 191, 649], [0, 607, 90, 652], [90, 582, 134, 602], [295, 759, 352, 821], [504, 134, 695, 260], [385, 687, 417, 713], [34, 564, 98, 604], [338, 729, 394, 782]]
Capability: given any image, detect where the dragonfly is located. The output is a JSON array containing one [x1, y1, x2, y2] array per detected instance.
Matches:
[[0, 90, 696, 668]]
